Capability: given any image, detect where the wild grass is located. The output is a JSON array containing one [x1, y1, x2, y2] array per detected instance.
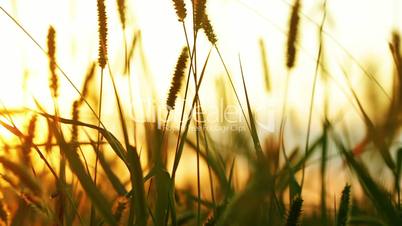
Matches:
[[0, 0, 401, 226]]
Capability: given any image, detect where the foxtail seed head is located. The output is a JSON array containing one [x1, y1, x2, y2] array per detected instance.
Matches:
[[286, 0, 301, 69], [166, 47, 189, 110], [97, 0, 108, 69]]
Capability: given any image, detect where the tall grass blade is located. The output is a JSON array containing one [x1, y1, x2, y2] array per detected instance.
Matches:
[[238, 56, 263, 156], [50, 121, 117, 225], [126, 146, 148, 226], [259, 39, 271, 92]]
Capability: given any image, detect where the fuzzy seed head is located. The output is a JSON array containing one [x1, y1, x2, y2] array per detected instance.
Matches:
[[172, 0, 187, 21], [203, 15, 217, 44], [47, 26, 59, 98], [286, 0, 301, 69], [97, 0, 108, 68], [336, 185, 351, 226], [117, 0, 126, 29], [71, 100, 80, 146], [193, 0, 206, 30], [22, 115, 37, 166], [80, 63, 96, 104], [286, 196, 303, 226], [167, 47, 189, 110]]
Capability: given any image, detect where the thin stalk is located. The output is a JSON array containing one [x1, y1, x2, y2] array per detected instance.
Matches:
[[52, 94, 66, 226], [319, 1, 329, 224], [171, 22, 197, 181], [215, 47, 251, 133], [196, 101, 202, 226], [124, 30, 137, 147], [90, 67, 104, 226], [279, 70, 291, 162], [301, 2, 326, 190], [184, 19, 216, 210], [94, 68, 104, 184], [198, 103, 216, 209], [191, 2, 202, 221], [162, 111, 171, 141]]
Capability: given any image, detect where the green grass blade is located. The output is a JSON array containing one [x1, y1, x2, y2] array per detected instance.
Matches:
[[0, 157, 42, 195], [94, 142, 127, 196], [126, 146, 147, 226], [155, 168, 171, 226], [238, 56, 263, 156], [51, 122, 117, 225], [171, 48, 212, 180], [38, 112, 129, 166]]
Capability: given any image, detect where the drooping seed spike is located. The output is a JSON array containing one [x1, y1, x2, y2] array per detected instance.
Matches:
[[116, 0, 126, 29], [203, 15, 217, 45]]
